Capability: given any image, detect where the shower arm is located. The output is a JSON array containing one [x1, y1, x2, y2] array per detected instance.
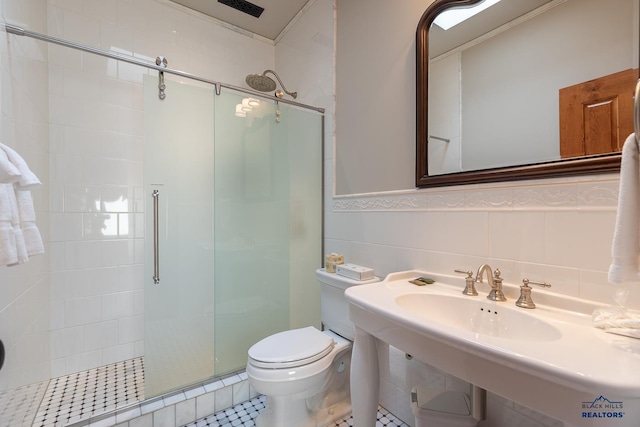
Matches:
[[263, 70, 298, 99]]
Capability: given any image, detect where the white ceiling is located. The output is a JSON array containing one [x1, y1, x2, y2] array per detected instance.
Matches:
[[430, 0, 553, 57], [170, 0, 310, 40]]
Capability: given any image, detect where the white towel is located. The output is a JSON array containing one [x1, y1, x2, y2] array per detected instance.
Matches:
[[608, 133, 640, 283], [593, 306, 640, 329], [0, 146, 21, 184], [9, 184, 27, 265], [16, 190, 44, 257], [0, 143, 41, 190], [0, 144, 44, 266], [0, 185, 18, 266]]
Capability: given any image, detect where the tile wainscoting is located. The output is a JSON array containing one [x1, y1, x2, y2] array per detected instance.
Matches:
[[327, 173, 622, 426]]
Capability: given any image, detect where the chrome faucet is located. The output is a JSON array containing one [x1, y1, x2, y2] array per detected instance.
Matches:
[[475, 264, 507, 302]]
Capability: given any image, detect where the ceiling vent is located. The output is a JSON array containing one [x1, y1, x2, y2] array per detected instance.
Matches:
[[218, 0, 264, 18]]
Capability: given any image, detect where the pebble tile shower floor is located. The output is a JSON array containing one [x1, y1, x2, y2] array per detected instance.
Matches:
[[32, 358, 145, 426], [25, 357, 409, 427]]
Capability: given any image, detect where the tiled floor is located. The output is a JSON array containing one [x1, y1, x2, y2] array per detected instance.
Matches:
[[0, 380, 49, 427], [182, 395, 410, 427], [32, 357, 145, 427], [17, 357, 408, 427]]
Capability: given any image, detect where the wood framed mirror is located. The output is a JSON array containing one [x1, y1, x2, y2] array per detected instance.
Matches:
[[416, 0, 638, 188]]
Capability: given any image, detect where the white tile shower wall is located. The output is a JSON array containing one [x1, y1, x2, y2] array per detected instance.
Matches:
[[46, 0, 276, 377], [0, 0, 51, 394]]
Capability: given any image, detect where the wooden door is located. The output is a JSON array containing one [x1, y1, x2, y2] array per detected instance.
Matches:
[[559, 68, 638, 158]]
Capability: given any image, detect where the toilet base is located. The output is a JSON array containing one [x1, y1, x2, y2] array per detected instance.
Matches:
[[255, 395, 316, 427], [315, 400, 352, 427]]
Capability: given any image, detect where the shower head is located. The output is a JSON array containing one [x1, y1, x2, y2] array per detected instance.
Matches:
[[245, 70, 298, 99], [246, 73, 277, 92]]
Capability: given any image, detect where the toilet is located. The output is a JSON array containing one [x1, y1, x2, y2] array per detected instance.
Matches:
[[246, 268, 379, 427]]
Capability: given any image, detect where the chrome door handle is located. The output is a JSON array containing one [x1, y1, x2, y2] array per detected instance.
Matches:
[[152, 189, 160, 284]]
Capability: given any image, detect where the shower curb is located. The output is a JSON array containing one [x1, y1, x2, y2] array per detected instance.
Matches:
[[65, 371, 256, 427]]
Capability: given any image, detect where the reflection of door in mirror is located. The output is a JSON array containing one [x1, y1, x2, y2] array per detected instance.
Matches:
[[559, 68, 638, 158]]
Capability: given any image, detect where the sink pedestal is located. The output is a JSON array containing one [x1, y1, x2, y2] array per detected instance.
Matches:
[[350, 326, 379, 426]]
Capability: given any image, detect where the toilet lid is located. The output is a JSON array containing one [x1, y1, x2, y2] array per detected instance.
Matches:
[[248, 327, 335, 368]]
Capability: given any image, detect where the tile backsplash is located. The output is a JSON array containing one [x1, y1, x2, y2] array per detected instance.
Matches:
[[326, 173, 628, 308]]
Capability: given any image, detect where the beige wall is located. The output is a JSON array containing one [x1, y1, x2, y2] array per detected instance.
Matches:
[[335, 0, 435, 195]]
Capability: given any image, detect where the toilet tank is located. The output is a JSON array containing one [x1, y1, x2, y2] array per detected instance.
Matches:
[[317, 268, 380, 340]]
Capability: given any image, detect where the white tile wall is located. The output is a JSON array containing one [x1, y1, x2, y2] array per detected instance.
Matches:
[[0, 0, 51, 396], [46, 0, 275, 377]]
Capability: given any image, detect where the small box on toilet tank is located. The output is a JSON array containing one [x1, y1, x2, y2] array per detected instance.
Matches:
[[335, 263, 375, 281]]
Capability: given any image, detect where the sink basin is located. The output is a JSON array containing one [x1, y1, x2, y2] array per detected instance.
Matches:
[[346, 270, 640, 427], [395, 293, 562, 342]]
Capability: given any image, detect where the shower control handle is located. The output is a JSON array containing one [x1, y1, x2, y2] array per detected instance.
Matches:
[[152, 190, 160, 284]]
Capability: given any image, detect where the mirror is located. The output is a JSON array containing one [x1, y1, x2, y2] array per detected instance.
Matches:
[[416, 0, 639, 188]]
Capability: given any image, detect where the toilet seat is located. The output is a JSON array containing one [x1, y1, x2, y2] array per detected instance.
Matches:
[[248, 326, 335, 369]]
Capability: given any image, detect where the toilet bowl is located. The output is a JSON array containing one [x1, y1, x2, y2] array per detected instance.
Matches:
[[247, 328, 351, 427], [246, 268, 379, 427]]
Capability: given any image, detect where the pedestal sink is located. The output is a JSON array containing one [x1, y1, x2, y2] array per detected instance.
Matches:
[[345, 270, 640, 427]]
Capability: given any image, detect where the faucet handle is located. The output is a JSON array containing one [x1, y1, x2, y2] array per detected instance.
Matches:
[[516, 278, 551, 309], [454, 269, 472, 277], [522, 278, 551, 288], [455, 269, 478, 296]]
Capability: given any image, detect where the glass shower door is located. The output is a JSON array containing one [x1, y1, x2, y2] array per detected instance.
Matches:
[[143, 77, 324, 392], [143, 76, 215, 398], [212, 92, 291, 375], [212, 91, 323, 375]]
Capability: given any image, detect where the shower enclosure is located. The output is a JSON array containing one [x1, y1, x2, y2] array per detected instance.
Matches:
[[1, 16, 324, 427], [143, 76, 323, 398]]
